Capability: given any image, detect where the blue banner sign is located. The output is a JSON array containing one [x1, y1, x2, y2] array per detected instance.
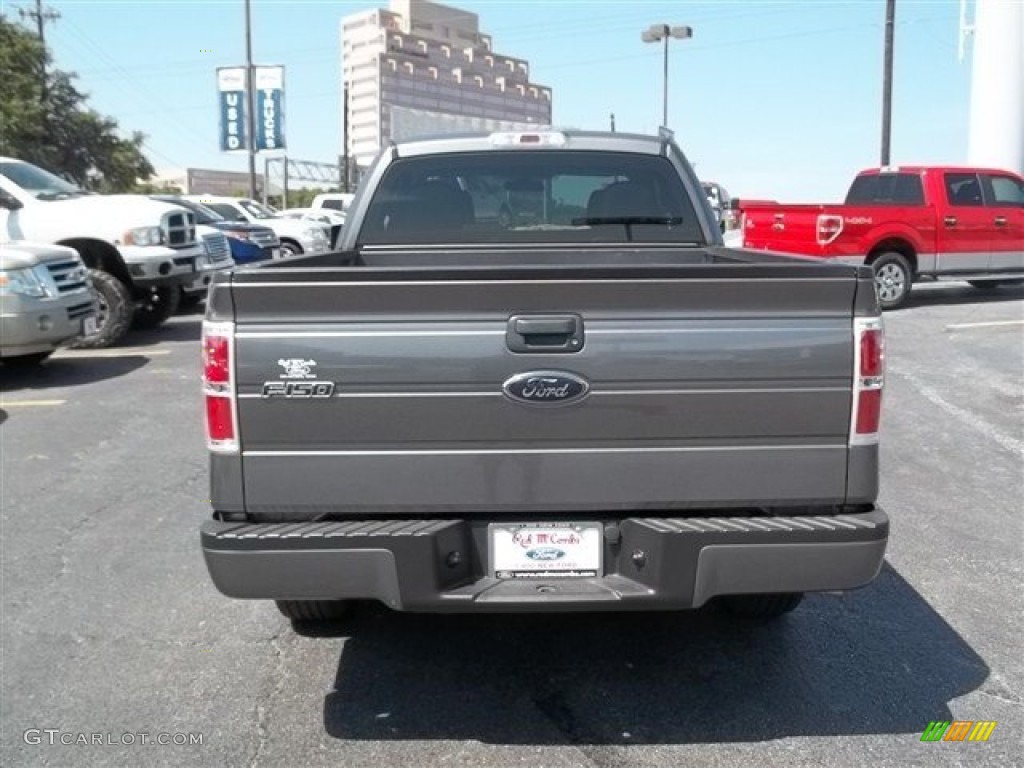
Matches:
[[217, 67, 248, 152], [254, 66, 286, 151]]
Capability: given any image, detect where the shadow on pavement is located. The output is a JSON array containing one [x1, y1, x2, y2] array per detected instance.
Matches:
[[896, 282, 1024, 311], [319, 563, 988, 744], [0, 355, 149, 392], [118, 315, 202, 347]]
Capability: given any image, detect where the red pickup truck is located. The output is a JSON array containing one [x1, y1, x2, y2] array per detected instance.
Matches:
[[739, 166, 1024, 308]]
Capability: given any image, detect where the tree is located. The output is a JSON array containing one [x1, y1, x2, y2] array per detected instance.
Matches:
[[0, 16, 154, 192]]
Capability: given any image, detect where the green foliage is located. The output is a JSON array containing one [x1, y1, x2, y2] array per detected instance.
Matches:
[[0, 16, 154, 192]]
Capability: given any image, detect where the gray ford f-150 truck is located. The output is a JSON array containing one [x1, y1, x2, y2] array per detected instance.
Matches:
[[200, 130, 889, 624]]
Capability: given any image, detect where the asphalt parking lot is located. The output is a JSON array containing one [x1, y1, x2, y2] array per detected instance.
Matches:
[[2, 282, 1022, 768]]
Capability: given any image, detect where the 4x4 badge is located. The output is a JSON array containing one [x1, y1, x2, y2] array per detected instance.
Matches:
[[278, 358, 317, 379]]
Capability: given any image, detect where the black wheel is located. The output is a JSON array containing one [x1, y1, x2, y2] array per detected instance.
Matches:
[[275, 600, 351, 621], [968, 279, 1024, 289], [2, 351, 53, 366], [69, 269, 133, 349], [279, 240, 302, 257], [717, 593, 804, 619], [132, 286, 180, 330], [870, 251, 913, 309]]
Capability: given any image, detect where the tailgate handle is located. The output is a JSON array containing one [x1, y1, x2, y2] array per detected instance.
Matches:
[[507, 314, 584, 353]]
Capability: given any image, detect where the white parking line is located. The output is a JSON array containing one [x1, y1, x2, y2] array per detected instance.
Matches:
[[945, 320, 1024, 332], [889, 365, 1024, 457], [0, 400, 66, 407]]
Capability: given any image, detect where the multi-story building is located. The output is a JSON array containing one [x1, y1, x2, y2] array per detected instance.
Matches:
[[341, 0, 553, 170]]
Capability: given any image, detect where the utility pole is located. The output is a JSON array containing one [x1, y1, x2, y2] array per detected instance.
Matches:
[[610, 113, 616, 132], [880, 0, 895, 165], [244, 0, 257, 199], [18, 0, 60, 101]]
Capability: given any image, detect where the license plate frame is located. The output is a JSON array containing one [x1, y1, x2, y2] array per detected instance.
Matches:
[[489, 522, 603, 579]]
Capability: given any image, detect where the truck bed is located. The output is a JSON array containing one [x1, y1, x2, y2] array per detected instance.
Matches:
[[210, 246, 878, 521]]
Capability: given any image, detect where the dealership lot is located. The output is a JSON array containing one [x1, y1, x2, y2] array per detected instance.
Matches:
[[2, 283, 1022, 768]]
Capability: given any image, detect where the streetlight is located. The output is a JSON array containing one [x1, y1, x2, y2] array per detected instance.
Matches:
[[641, 24, 693, 129]]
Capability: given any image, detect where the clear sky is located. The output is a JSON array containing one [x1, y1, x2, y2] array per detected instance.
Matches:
[[35, 0, 973, 201]]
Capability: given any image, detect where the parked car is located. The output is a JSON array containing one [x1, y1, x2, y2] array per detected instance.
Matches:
[[184, 195, 329, 257], [0, 157, 203, 347], [200, 129, 888, 627], [277, 207, 346, 227], [176, 227, 233, 307], [152, 195, 280, 265], [310, 192, 354, 213], [701, 181, 737, 233], [1, 239, 96, 365], [277, 207, 346, 249], [740, 165, 1024, 308]]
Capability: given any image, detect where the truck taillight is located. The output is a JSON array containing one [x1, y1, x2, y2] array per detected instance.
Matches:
[[202, 320, 238, 452], [851, 318, 884, 444], [816, 214, 844, 245]]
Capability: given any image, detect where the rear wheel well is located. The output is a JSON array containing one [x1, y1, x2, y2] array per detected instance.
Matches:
[[57, 239, 133, 288], [867, 240, 917, 276]]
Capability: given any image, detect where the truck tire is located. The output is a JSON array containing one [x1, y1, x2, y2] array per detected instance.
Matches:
[[870, 252, 913, 310], [2, 351, 54, 366], [69, 269, 133, 349], [275, 600, 351, 621], [717, 592, 804, 619], [132, 286, 180, 330]]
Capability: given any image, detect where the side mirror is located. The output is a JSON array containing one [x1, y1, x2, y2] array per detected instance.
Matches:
[[0, 189, 24, 211]]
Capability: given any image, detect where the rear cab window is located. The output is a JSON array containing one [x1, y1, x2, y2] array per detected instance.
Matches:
[[845, 173, 924, 205], [357, 150, 705, 246], [982, 174, 1024, 207]]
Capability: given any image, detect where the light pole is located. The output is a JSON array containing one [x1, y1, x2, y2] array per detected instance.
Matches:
[[244, 0, 257, 199], [641, 24, 693, 129]]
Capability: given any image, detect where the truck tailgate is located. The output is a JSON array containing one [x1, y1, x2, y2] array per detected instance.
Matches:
[[227, 256, 862, 518], [741, 204, 827, 255]]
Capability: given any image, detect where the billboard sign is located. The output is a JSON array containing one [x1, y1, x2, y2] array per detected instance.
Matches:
[[217, 67, 248, 152], [254, 66, 286, 151]]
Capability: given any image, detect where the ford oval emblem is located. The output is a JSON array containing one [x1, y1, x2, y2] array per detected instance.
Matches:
[[503, 371, 590, 406], [526, 548, 566, 561]]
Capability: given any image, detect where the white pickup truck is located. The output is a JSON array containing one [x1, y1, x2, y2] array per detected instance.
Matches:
[[0, 157, 204, 347]]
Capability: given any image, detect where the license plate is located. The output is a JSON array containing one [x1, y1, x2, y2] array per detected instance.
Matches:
[[82, 316, 98, 335], [271, 248, 282, 259], [489, 522, 602, 579]]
